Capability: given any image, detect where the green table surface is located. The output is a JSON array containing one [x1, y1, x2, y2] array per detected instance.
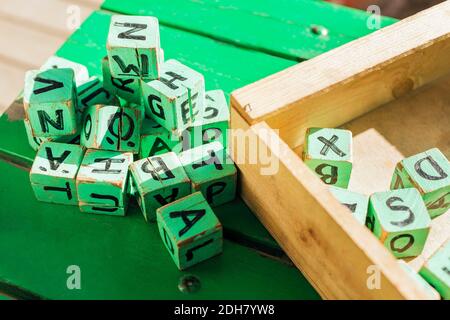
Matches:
[[0, 1, 396, 299]]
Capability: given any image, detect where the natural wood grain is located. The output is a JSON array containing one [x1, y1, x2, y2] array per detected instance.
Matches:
[[231, 1, 450, 149], [230, 108, 433, 299], [0, 63, 24, 114]]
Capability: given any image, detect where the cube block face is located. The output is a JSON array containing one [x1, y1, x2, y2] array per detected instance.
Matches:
[[24, 69, 78, 137], [102, 56, 142, 105], [76, 149, 133, 215], [157, 192, 223, 270], [366, 188, 431, 258], [30, 142, 85, 205], [76, 76, 118, 114], [23, 119, 80, 151], [40, 55, 89, 86], [80, 105, 141, 153], [190, 90, 229, 149], [139, 118, 186, 159], [179, 142, 237, 207], [141, 59, 205, 134], [419, 240, 450, 300], [107, 15, 161, 79], [328, 186, 368, 225], [391, 148, 450, 219], [303, 128, 353, 188], [130, 152, 191, 222]]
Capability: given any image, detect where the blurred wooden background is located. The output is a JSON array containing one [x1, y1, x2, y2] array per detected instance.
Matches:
[[0, 0, 101, 114], [0, 0, 444, 114]]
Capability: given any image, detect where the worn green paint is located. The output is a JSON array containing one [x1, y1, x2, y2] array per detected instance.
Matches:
[[77, 76, 119, 114], [139, 117, 185, 159], [102, 0, 398, 61], [141, 59, 205, 134], [398, 260, 439, 300], [328, 186, 368, 225], [190, 89, 229, 149], [107, 15, 161, 79], [303, 128, 352, 188], [24, 68, 78, 138], [80, 105, 141, 153], [367, 189, 431, 259], [40, 55, 90, 86], [180, 142, 236, 207], [76, 149, 133, 215], [0, 160, 319, 299], [419, 240, 450, 300], [391, 148, 450, 219], [130, 152, 192, 222], [30, 142, 85, 206], [157, 192, 222, 270]]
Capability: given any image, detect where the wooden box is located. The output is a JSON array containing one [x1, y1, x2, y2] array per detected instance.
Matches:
[[230, 2, 450, 299]]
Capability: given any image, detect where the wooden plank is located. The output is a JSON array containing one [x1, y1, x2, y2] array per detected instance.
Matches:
[[0, 159, 319, 299], [231, 1, 450, 149], [0, 62, 23, 114], [102, 0, 397, 61], [230, 109, 433, 299], [0, 0, 94, 38]]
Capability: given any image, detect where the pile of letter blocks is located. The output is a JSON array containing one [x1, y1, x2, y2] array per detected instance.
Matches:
[[302, 128, 450, 299], [24, 15, 236, 270]]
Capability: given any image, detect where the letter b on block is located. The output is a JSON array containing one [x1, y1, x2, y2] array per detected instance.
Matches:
[[391, 148, 450, 219], [302, 128, 352, 188]]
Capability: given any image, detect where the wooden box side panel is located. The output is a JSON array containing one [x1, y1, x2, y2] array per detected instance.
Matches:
[[231, 1, 450, 149], [230, 107, 433, 299]]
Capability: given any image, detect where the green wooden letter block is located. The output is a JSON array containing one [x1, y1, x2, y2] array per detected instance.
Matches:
[[189, 89, 229, 149], [366, 188, 431, 258], [24, 68, 78, 138], [77, 76, 118, 115], [302, 127, 353, 188], [23, 119, 80, 151], [107, 15, 161, 79], [398, 260, 440, 300], [141, 59, 205, 134], [139, 117, 186, 159], [40, 55, 89, 86], [102, 56, 142, 105], [130, 152, 191, 222], [157, 192, 223, 270], [179, 142, 237, 207], [30, 141, 85, 205], [419, 240, 450, 300], [391, 148, 450, 219], [328, 186, 368, 225], [76, 149, 133, 216], [81, 105, 141, 153]]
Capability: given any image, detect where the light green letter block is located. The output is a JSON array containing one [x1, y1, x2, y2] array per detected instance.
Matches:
[[141, 59, 205, 134], [23, 119, 80, 151], [189, 89, 229, 149], [391, 148, 450, 219], [302, 127, 353, 188], [102, 56, 142, 105], [179, 142, 237, 207], [366, 188, 431, 258], [328, 186, 368, 225], [157, 192, 223, 270], [419, 240, 450, 300], [24, 68, 78, 138], [107, 15, 161, 79], [81, 105, 141, 153], [30, 141, 85, 205], [139, 117, 186, 159], [130, 152, 191, 222], [40, 55, 89, 86], [76, 149, 133, 216]]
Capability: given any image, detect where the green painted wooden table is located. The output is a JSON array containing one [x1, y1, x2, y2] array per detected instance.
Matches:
[[0, 0, 396, 299]]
